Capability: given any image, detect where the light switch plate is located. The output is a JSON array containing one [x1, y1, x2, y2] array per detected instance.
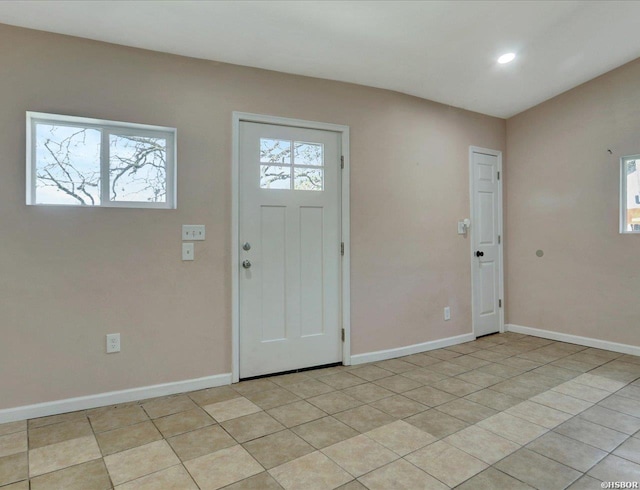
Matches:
[[182, 242, 195, 261], [182, 225, 205, 241]]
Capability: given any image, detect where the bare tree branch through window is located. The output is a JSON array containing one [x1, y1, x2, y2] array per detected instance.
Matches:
[[259, 138, 324, 191], [34, 124, 169, 205]]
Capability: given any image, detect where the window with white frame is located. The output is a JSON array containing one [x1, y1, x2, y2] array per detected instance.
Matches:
[[621, 155, 640, 233], [27, 112, 176, 208], [259, 138, 324, 191]]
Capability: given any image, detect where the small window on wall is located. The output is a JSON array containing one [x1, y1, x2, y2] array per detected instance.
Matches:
[[26, 112, 176, 208], [621, 155, 640, 233]]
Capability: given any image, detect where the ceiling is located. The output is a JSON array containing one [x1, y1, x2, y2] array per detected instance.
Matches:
[[1, 0, 640, 118]]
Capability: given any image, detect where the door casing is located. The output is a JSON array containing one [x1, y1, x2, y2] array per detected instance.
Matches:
[[232, 112, 351, 382], [469, 146, 505, 337]]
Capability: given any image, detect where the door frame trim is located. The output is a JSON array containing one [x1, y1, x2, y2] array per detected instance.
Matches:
[[469, 146, 505, 337], [231, 112, 351, 383]]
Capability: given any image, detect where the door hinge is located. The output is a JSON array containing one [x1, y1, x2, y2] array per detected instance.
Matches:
[[341, 242, 344, 256], [499, 299, 502, 308], [341, 156, 344, 169], [498, 235, 501, 244], [497, 171, 500, 180], [342, 328, 345, 342]]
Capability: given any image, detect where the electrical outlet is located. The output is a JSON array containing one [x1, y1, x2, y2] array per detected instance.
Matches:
[[444, 307, 451, 321], [106, 333, 120, 353]]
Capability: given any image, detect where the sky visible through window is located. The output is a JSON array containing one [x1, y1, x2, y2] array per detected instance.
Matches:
[[36, 124, 101, 205], [35, 124, 167, 205], [259, 138, 324, 191]]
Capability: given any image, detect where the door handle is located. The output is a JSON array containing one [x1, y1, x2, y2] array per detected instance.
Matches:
[[475, 251, 484, 257], [242, 260, 252, 269]]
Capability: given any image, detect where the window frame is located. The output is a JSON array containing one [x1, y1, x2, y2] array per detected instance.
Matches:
[[26, 111, 177, 209], [620, 154, 640, 234]]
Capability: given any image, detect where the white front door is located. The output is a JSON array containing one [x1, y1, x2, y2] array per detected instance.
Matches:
[[470, 148, 503, 337], [239, 121, 342, 378]]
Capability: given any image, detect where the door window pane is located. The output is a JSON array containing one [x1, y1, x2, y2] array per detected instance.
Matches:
[[260, 139, 291, 164], [294, 142, 323, 166], [260, 165, 291, 189], [294, 168, 323, 191]]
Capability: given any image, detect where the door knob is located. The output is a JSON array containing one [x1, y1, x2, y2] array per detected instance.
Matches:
[[242, 242, 251, 251], [242, 260, 251, 269], [475, 251, 484, 257]]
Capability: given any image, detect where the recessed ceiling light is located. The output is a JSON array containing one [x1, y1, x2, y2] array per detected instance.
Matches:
[[498, 53, 516, 64]]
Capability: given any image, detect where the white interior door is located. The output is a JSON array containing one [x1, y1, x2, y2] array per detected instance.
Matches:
[[239, 121, 342, 378], [470, 148, 503, 337]]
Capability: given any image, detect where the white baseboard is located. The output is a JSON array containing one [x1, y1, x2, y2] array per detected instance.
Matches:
[[506, 324, 640, 357], [350, 333, 476, 365], [0, 373, 232, 424]]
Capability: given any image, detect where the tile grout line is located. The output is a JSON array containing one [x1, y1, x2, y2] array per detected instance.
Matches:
[[141, 405, 204, 490], [12, 333, 640, 489], [84, 411, 117, 490], [433, 373, 639, 487], [394, 342, 639, 487]]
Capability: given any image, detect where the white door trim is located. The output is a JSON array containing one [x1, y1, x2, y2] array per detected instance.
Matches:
[[469, 146, 505, 337], [232, 112, 351, 383]]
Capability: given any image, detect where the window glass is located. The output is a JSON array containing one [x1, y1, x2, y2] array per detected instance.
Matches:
[[294, 168, 323, 191], [35, 124, 101, 205], [294, 142, 323, 166], [260, 139, 291, 164], [27, 112, 176, 208], [259, 138, 324, 191], [260, 165, 291, 189], [622, 156, 640, 233], [109, 134, 167, 203]]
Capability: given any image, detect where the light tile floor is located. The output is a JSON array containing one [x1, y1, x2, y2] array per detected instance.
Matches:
[[2, 332, 640, 489]]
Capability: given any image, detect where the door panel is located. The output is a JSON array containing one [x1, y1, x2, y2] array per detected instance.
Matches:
[[260, 206, 286, 342], [471, 150, 502, 337], [239, 121, 342, 378], [478, 192, 495, 245], [300, 206, 324, 338], [477, 162, 495, 183]]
